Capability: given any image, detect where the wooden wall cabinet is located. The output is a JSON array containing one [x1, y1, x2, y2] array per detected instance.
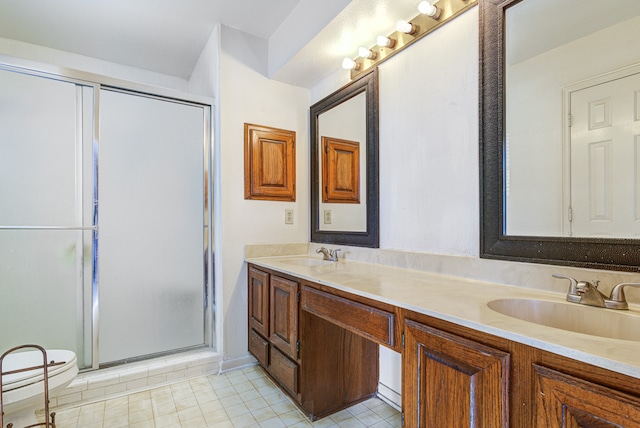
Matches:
[[244, 123, 296, 201], [321, 136, 360, 203]]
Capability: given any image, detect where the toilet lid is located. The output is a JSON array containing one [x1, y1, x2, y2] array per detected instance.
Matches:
[[1, 349, 77, 392]]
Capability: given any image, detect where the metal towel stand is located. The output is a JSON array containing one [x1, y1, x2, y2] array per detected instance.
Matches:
[[0, 344, 60, 428]]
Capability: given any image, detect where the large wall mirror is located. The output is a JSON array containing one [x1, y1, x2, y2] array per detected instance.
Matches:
[[310, 68, 379, 248], [480, 0, 640, 271]]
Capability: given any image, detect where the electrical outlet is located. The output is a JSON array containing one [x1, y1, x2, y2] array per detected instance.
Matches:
[[324, 209, 332, 224], [285, 209, 294, 224]]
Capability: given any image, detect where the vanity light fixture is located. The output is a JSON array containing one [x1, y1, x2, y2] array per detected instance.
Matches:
[[396, 20, 417, 35], [418, 0, 441, 19], [342, 57, 361, 70], [358, 47, 377, 60], [343, 0, 477, 80], [376, 35, 396, 48]]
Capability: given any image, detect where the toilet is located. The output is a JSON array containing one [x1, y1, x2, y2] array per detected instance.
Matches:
[[1, 349, 78, 427]]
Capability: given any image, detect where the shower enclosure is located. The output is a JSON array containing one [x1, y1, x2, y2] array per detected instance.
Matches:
[[0, 64, 214, 370]]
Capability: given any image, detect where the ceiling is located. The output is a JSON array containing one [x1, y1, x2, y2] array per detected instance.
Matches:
[[0, 0, 425, 88]]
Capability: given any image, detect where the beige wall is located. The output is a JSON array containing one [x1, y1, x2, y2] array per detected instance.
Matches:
[[216, 26, 310, 366]]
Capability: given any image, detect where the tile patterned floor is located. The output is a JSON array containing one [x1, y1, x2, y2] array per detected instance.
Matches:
[[49, 365, 401, 427]]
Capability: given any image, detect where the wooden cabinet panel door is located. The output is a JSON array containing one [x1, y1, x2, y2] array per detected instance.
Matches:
[[404, 319, 510, 427], [270, 275, 299, 359], [534, 364, 640, 427], [248, 267, 269, 338]]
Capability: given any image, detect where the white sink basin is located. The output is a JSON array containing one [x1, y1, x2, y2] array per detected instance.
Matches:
[[280, 258, 334, 267], [487, 298, 640, 341]]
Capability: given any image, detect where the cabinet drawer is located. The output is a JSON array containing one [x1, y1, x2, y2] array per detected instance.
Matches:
[[270, 346, 298, 395], [301, 285, 395, 348], [249, 329, 269, 367]]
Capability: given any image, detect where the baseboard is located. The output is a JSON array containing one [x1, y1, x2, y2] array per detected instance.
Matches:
[[377, 381, 402, 411], [219, 354, 257, 373]]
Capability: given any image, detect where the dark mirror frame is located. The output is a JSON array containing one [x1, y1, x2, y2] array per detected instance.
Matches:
[[480, 0, 640, 272], [310, 68, 379, 248]]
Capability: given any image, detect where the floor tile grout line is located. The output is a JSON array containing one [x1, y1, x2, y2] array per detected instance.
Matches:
[[47, 365, 400, 427]]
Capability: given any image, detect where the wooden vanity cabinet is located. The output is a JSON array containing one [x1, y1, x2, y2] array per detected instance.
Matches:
[[247, 264, 380, 420], [269, 275, 299, 361], [248, 266, 300, 396], [248, 266, 269, 339], [534, 364, 640, 427], [402, 309, 640, 427], [403, 318, 510, 427], [250, 263, 640, 427]]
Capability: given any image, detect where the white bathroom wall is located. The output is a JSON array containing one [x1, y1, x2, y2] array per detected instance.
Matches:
[[217, 26, 310, 366], [189, 25, 220, 99], [312, 7, 480, 257], [378, 9, 479, 255]]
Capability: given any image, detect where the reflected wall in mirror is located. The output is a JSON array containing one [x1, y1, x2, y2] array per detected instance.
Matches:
[[310, 68, 379, 248], [319, 92, 366, 231], [480, 0, 640, 271]]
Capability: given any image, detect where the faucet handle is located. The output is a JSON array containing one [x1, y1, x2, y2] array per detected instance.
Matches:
[[552, 273, 578, 293], [608, 283, 640, 309], [553, 273, 582, 303]]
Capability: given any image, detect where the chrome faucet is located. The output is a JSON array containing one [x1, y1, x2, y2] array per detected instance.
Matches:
[[316, 247, 341, 261], [552, 274, 640, 310]]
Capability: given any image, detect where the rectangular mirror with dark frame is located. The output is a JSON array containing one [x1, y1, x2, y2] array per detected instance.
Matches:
[[480, 0, 640, 271], [310, 68, 379, 248]]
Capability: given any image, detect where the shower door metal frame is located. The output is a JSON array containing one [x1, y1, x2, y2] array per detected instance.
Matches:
[[0, 58, 215, 371]]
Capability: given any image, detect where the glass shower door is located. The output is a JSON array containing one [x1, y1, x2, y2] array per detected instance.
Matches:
[[0, 68, 95, 369], [98, 89, 206, 364]]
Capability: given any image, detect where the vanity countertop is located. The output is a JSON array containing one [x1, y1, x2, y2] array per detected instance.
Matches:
[[246, 255, 640, 379]]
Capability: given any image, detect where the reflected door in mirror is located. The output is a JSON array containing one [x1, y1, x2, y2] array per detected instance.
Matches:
[[504, 0, 640, 238]]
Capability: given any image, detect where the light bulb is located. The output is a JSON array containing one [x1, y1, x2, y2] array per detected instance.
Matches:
[[376, 35, 396, 48], [342, 57, 359, 70], [396, 20, 416, 35], [358, 47, 376, 59], [418, 1, 441, 18]]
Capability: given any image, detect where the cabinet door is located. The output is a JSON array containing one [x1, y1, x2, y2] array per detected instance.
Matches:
[[248, 267, 269, 338], [270, 275, 299, 359], [534, 364, 640, 427], [404, 319, 510, 427]]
